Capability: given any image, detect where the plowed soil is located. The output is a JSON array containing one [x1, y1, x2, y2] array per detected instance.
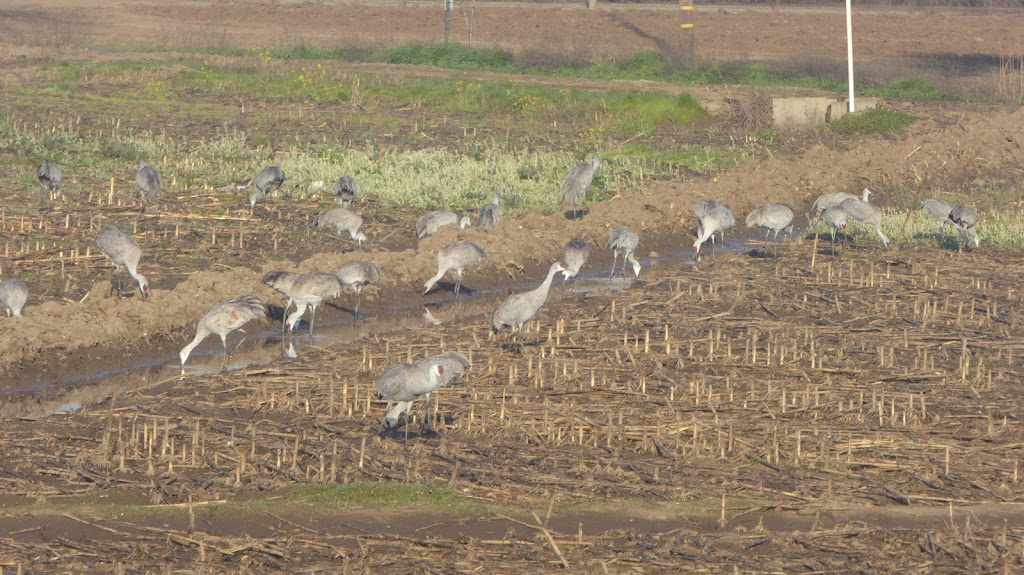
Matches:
[[2, 2, 1024, 573]]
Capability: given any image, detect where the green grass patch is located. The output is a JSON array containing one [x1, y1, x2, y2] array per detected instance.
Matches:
[[827, 108, 915, 135], [373, 43, 516, 71], [865, 77, 960, 101], [289, 482, 470, 509], [681, 62, 845, 91]]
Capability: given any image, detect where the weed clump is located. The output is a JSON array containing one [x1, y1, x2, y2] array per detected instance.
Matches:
[[828, 107, 915, 135]]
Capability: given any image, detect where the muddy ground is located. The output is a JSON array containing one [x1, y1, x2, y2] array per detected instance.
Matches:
[[2, 1, 1024, 573]]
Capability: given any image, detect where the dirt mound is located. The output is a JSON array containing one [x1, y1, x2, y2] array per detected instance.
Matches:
[[4, 103, 1023, 377]]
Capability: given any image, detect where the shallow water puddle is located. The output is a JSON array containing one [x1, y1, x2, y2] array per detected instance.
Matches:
[[1, 231, 775, 418]]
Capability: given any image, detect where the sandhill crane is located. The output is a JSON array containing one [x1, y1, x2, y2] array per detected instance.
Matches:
[[337, 260, 380, 317], [693, 204, 735, 260], [562, 239, 590, 283], [491, 262, 566, 345], [606, 228, 641, 279], [250, 166, 286, 212], [136, 161, 161, 200], [284, 272, 343, 334], [693, 199, 719, 239], [812, 187, 872, 215], [746, 203, 795, 256], [417, 210, 470, 239], [839, 197, 889, 247], [376, 361, 447, 442], [921, 199, 954, 230], [178, 295, 267, 374], [477, 190, 502, 230], [96, 225, 149, 301], [411, 351, 470, 433], [37, 161, 62, 197], [261, 270, 299, 330], [333, 175, 358, 207], [562, 156, 600, 219], [423, 240, 485, 299], [314, 207, 366, 245], [821, 205, 848, 256], [949, 205, 980, 251], [0, 278, 28, 318]]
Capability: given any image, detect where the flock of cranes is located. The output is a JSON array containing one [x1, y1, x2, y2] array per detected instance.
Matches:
[[4, 156, 987, 440]]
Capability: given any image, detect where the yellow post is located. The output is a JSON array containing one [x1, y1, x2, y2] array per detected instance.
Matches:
[[679, 0, 695, 67]]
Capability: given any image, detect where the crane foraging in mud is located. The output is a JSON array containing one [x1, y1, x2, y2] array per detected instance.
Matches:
[[262, 270, 299, 330], [284, 272, 343, 334], [423, 240, 485, 300], [949, 205, 980, 251], [417, 210, 471, 239], [96, 225, 149, 301], [746, 203, 795, 256], [136, 162, 161, 200], [314, 207, 366, 246], [562, 239, 590, 285], [37, 161, 63, 197], [0, 278, 29, 318], [606, 228, 641, 279], [693, 204, 734, 260], [179, 295, 267, 374], [839, 196, 889, 248], [376, 352, 470, 443], [250, 166, 286, 212]]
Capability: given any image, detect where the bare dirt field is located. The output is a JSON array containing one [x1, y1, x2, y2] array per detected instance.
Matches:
[[2, 1, 1024, 573]]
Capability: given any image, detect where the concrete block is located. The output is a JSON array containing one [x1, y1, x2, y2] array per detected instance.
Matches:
[[772, 97, 878, 128]]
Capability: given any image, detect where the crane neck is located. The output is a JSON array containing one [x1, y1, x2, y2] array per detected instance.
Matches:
[[536, 263, 563, 295]]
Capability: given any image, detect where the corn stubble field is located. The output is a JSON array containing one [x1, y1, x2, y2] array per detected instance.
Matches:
[[3, 1, 1024, 573]]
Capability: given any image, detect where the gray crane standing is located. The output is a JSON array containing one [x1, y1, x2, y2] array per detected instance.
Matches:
[[417, 210, 471, 239], [491, 261, 566, 345], [562, 238, 590, 283], [693, 204, 734, 260], [839, 196, 889, 247], [37, 161, 62, 197], [314, 207, 366, 245], [423, 240, 485, 299], [284, 272, 343, 334], [136, 161, 161, 200], [477, 190, 502, 230], [561, 156, 600, 220], [606, 227, 641, 278], [261, 270, 299, 330], [746, 203, 795, 256], [333, 175, 358, 207], [96, 225, 149, 301], [811, 187, 872, 216], [337, 260, 380, 317], [375, 359, 457, 443], [821, 205, 848, 256], [0, 278, 29, 318], [250, 166, 286, 212], [949, 205, 980, 251], [411, 351, 471, 435], [178, 295, 267, 374]]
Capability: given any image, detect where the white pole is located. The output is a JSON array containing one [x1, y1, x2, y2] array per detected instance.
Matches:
[[845, 0, 855, 113]]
